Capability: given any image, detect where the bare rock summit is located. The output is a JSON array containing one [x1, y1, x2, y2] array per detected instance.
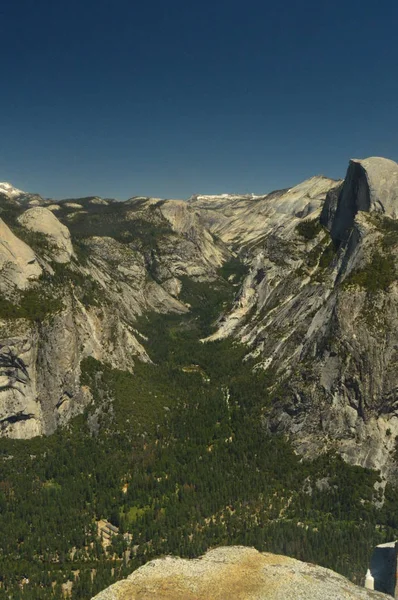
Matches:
[[91, 546, 387, 600], [331, 157, 398, 243], [17, 206, 74, 263]]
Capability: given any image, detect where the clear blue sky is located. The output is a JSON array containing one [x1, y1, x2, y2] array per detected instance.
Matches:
[[1, 0, 397, 199]]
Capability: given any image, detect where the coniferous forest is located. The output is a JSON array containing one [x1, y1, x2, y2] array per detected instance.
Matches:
[[1, 261, 398, 599]]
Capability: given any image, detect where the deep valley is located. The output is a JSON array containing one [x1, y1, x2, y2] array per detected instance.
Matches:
[[1, 157, 398, 598]]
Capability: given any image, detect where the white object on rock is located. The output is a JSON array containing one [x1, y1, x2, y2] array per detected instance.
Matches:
[[365, 569, 374, 590]]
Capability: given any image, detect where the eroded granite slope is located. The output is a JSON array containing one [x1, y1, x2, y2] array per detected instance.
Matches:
[[209, 157, 398, 477], [0, 194, 226, 437], [1, 156, 398, 460], [189, 175, 341, 249]]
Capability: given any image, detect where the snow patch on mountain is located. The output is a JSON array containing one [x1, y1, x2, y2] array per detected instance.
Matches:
[[0, 182, 25, 198]]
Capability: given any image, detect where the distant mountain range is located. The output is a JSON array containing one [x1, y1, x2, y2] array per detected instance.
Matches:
[[2, 157, 398, 478]]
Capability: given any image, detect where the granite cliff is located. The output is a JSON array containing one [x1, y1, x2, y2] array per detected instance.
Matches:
[[2, 159, 398, 600], [205, 157, 398, 479], [0, 192, 227, 437], [1, 158, 398, 482]]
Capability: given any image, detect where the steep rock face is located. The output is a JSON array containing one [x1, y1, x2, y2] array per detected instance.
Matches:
[[0, 307, 90, 438], [0, 196, 228, 437], [17, 206, 74, 263], [2, 157, 398, 458], [0, 288, 153, 438], [83, 235, 187, 316], [0, 218, 42, 291], [320, 182, 343, 231], [0, 319, 43, 438], [331, 157, 398, 244], [190, 176, 341, 250], [210, 157, 398, 477], [157, 199, 229, 281], [91, 546, 387, 600], [0, 235, 188, 437]]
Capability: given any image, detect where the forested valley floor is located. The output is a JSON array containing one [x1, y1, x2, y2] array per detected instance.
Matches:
[[1, 262, 398, 599]]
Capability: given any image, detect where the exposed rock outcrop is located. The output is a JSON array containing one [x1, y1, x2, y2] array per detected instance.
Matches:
[[157, 199, 229, 280], [331, 158, 398, 244], [17, 206, 74, 263], [2, 156, 398, 465], [207, 157, 398, 478], [0, 194, 227, 437], [91, 546, 387, 600], [190, 176, 341, 250], [0, 228, 191, 437], [0, 218, 42, 291]]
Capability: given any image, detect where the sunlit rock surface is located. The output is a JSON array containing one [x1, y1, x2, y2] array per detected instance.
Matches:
[[0, 218, 42, 290], [17, 206, 74, 263], [0, 192, 227, 436], [189, 176, 341, 249], [199, 157, 398, 479], [3, 155, 398, 472], [331, 157, 398, 244], [92, 546, 388, 600]]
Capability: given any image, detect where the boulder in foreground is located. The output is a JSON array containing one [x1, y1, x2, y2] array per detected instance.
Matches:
[[92, 546, 388, 599]]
